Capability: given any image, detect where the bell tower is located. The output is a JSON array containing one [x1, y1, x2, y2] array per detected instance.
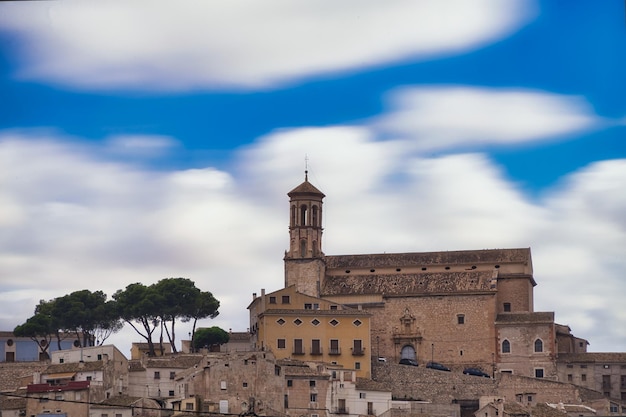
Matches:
[[284, 171, 326, 297]]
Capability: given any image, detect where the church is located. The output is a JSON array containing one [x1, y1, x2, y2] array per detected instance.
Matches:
[[249, 172, 592, 380]]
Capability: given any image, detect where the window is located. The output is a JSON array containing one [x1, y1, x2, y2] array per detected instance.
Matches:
[[311, 319, 320, 326], [54, 394, 63, 400], [97, 354, 102, 360], [86, 376, 92, 381], [330, 305, 338, 310], [534, 339, 543, 353], [277, 339, 286, 349], [582, 374, 587, 382], [243, 382, 248, 388], [269, 296, 276, 304], [352, 339, 363, 355], [359, 393, 366, 399], [282, 295, 290, 304], [527, 395, 533, 403], [310, 380, 316, 387], [535, 368, 544, 378], [277, 318, 285, 325], [503, 303, 511, 312], [313, 303, 319, 310], [186, 403, 194, 411], [457, 314, 465, 325], [330, 339, 340, 355], [355, 362, 361, 370], [284, 394, 289, 409], [311, 339, 321, 355], [501, 340, 511, 353], [330, 319, 339, 326], [169, 390, 174, 396], [170, 371, 176, 380], [287, 379, 293, 387], [294, 318, 303, 325], [353, 319, 362, 327], [275, 365, 281, 376], [294, 339, 304, 355], [568, 374, 573, 382], [154, 371, 160, 379], [304, 303, 312, 309], [59, 359, 64, 363], [310, 393, 317, 402], [221, 381, 227, 390]]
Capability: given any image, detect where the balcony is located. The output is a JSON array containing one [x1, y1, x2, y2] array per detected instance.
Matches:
[[310, 348, 323, 356], [334, 407, 349, 414], [328, 348, 341, 356], [293, 349, 305, 355], [351, 347, 365, 356]]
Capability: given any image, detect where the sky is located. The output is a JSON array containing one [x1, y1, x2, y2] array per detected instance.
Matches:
[[1, 0, 625, 357]]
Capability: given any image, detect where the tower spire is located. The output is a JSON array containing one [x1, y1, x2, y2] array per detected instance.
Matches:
[[304, 154, 309, 181]]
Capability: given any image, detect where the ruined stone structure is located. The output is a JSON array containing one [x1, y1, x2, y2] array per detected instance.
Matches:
[[281, 173, 586, 379]]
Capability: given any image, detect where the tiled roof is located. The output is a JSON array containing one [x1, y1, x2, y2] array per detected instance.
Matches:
[[557, 352, 626, 363], [94, 395, 144, 407], [128, 360, 145, 371], [355, 377, 392, 392], [145, 355, 203, 369], [325, 248, 531, 269], [288, 179, 325, 197], [530, 403, 566, 417], [260, 309, 370, 316], [495, 312, 555, 324], [322, 271, 495, 296], [44, 360, 104, 374]]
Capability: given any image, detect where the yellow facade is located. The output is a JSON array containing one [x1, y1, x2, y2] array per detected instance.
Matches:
[[249, 286, 372, 378]]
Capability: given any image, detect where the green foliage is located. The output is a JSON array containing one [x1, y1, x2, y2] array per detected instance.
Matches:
[[193, 326, 229, 350]]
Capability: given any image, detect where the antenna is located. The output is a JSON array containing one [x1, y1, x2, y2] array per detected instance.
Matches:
[[305, 154, 309, 181]]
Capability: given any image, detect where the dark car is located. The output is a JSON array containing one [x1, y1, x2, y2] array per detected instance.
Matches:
[[399, 358, 419, 366], [463, 367, 490, 377], [426, 361, 451, 371]]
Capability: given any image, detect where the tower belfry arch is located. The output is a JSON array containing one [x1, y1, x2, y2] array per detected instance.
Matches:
[[284, 171, 326, 297]]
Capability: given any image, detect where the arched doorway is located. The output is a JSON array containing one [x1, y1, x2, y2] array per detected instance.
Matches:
[[400, 345, 416, 360]]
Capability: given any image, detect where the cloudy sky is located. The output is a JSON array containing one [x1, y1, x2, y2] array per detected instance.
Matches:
[[1, 0, 625, 357]]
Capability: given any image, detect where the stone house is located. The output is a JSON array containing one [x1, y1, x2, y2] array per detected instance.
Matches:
[[556, 352, 626, 401], [25, 380, 90, 417], [127, 354, 203, 408], [50, 344, 130, 398], [89, 395, 163, 417], [249, 286, 372, 378]]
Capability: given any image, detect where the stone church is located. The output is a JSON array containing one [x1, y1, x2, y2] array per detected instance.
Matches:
[[278, 172, 588, 379]]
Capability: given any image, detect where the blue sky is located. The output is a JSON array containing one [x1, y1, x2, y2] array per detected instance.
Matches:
[[1, 0, 625, 355]]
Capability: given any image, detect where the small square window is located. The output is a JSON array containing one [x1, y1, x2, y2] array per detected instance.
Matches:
[[535, 369, 544, 378], [154, 371, 160, 379], [330, 319, 339, 326], [287, 379, 293, 387], [359, 393, 366, 399], [330, 305, 338, 310], [168, 390, 174, 396], [170, 371, 176, 380], [304, 303, 312, 310], [503, 303, 511, 312], [311, 319, 320, 326], [269, 296, 276, 304], [277, 339, 286, 349], [355, 362, 361, 370], [277, 318, 286, 325], [243, 382, 248, 388], [582, 374, 587, 381], [353, 319, 362, 327], [309, 380, 316, 387], [294, 318, 303, 325], [282, 295, 290, 304], [310, 393, 317, 402], [457, 314, 465, 325]]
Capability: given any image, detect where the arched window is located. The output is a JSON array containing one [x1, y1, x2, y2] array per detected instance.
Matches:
[[300, 240, 307, 258], [312, 205, 318, 227], [312, 240, 318, 257], [502, 340, 511, 354], [300, 205, 308, 226], [534, 339, 543, 353], [400, 345, 416, 360], [290, 205, 296, 227]]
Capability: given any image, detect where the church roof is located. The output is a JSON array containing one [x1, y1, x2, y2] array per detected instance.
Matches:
[[325, 248, 531, 269], [495, 312, 555, 324], [287, 173, 325, 197], [321, 270, 496, 296]]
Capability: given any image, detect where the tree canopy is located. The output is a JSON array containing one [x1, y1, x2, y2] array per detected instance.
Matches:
[[193, 326, 229, 350]]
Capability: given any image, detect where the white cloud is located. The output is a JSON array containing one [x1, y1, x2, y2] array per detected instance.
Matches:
[[1, 89, 625, 354], [376, 86, 601, 151], [0, 0, 535, 91]]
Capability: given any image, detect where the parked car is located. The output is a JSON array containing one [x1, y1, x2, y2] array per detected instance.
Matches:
[[463, 367, 490, 377], [399, 358, 419, 366], [426, 361, 451, 371]]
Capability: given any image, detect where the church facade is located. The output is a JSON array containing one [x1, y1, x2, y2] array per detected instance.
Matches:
[[252, 173, 588, 380]]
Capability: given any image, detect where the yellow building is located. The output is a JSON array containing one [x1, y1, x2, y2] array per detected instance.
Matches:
[[249, 286, 372, 378]]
